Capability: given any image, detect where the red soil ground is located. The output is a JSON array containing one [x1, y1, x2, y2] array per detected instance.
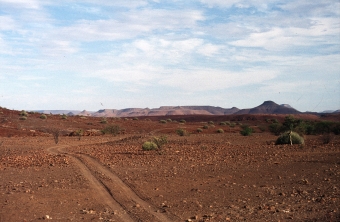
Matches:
[[0, 108, 339, 221]]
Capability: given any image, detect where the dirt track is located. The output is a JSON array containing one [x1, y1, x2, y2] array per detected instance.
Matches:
[[47, 142, 178, 222]]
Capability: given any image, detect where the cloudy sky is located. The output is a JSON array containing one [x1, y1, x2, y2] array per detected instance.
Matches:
[[0, 0, 339, 112]]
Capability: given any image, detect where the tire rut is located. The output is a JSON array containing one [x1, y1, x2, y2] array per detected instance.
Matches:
[[46, 143, 177, 222]]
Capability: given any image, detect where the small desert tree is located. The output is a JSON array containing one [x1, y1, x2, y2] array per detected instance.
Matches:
[[46, 128, 61, 144], [75, 129, 84, 141]]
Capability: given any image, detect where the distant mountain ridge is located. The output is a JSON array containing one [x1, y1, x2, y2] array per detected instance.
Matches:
[[33, 101, 339, 117]]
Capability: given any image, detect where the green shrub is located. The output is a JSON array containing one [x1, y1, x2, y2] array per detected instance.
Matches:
[[152, 136, 168, 149], [40, 114, 47, 119], [179, 119, 186, 123], [133, 117, 138, 120], [166, 119, 172, 122], [230, 123, 236, 128], [19, 110, 28, 117], [159, 120, 167, 124], [332, 123, 340, 135], [269, 123, 283, 135], [314, 121, 332, 134], [19, 116, 27, 120], [142, 141, 158, 151], [240, 125, 253, 136], [197, 128, 203, 133], [61, 114, 68, 119], [258, 125, 266, 132], [208, 121, 214, 125], [176, 128, 187, 136], [100, 118, 108, 124], [275, 131, 304, 145], [75, 129, 84, 140], [203, 125, 209, 129], [219, 122, 227, 126], [217, 129, 224, 133], [102, 125, 121, 136]]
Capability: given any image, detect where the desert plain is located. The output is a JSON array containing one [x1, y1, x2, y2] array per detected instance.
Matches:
[[0, 108, 339, 222]]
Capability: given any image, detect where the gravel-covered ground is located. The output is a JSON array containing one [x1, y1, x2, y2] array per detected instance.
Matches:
[[0, 110, 339, 221]]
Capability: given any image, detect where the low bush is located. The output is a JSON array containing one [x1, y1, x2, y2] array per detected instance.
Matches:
[[258, 125, 266, 132], [166, 119, 172, 122], [217, 129, 224, 133], [19, 110, 28, 117], [203, 125, 209, 129], [61, 114, 67, 119], [197, 128, 203, 133], [176, 128, 188, 136], [100, 118, 108, 124], [152, 136, 168, 149], [159, 120, 167, 124], [219, 122, 227, 126], [179, 119, 186, 123], [333, 123, 340, 135], [240, 125, 253, 136], [19, 116, 27, 120], [40, 114, 47, 119], [275, 131, 304, 145], [142, 141, 158, 151], [133, 117, 138, 120], [102, 125, 121, 136], [208, 121, 214, 125], [269, 123, 283, 135]]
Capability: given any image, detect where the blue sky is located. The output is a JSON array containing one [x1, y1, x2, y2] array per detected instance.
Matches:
[[0, 0, 339, 112]]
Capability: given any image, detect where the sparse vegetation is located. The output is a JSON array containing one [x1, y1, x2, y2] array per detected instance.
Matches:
[[75, 129, 84, 141], [159, 120, 167, 124], [45, 128, 61, 144], [197, 128, 203, 133], [19, 110, 28, 117], [179, 119, 186, 123], [240, 125, 253, 136], [102, 125, 121, 136], [203, 125, 209, 129], [133, 117, 138, 120], [19, 116, 27, 120], [275, 131, 304, 145], [268, 116, 340, 136], [142, 141, 158, 151], [100, 118, 108, 124], [61, 114, 67, 119], [217, 129, 224, 133], [40, 114, 47, 119], [219, 122, 227, 126], [152, 136, 168, 149], [176, 128, 188, 136]]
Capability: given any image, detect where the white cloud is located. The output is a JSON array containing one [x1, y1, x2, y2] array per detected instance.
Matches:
[[159, 68, 277, 91], [0, 0, 41, 9], [0, 16, 17, 30], [53, 9, 204, 42], [230, 17, 340, 51], [197, 43, 223, 56]]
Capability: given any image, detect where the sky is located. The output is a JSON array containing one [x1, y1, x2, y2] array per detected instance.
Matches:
[[0, 0, 339, 112]]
